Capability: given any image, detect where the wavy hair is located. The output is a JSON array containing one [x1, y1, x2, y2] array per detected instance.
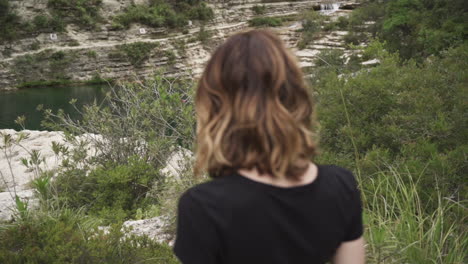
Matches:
[[194, 29, 317, 180]]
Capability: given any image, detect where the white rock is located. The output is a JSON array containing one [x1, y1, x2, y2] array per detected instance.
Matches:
[[0, 129, 67, 190], [361, 58, 380, 65], [123, 215, 172, 244], [160, 148, 193, 179], [0, 189, 36, 221]]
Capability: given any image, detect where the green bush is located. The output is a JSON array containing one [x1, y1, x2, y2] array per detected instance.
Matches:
[[248, 17, 283, 27], [29, 41, 41, 50], [31, 14, 65, 32], [313, 41, 468, 203], [13, 49, 78, 86], [185, 2, 214, 21], [297, 10, 325, 49], [197, 25, 211, 44], [347, 0, 466, 60], [252, 5, 267, 15], [343, 31, 366, 45], [0, 209, 179, 263], [310, 40, 468, 263], [115, 42, 159, 66], [0, 0, 21, 42], [41, 73, 195, 168], [113, 1, 213, 30], [47, 0, 103, 29], [336, 16, 349, 29], [53, 157, 162, 224], [164, 50, 177, 65]]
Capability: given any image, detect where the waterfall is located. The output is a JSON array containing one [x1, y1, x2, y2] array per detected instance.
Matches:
[[320, 3, 341, 14]]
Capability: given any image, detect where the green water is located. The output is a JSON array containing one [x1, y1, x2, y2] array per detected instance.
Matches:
[[0, 85, 107, 130]]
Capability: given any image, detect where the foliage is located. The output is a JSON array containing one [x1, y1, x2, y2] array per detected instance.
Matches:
[[0, 0, 21, 42], [347, 0, 467, 60], [149, 159, 204, 238], [0, 2, 65, 42], [114, 42, 159, 66], [197, 25, 212, 44], [297, 10, 326, 49], [31, 14, 66, 32], [0, 209, 179, 263], [41, 74, 195, 169], [113, 0, 213, 29], [47, 0, 103, 29], [248, 17, 283, 27], [252, 5, 267, 15], [361, 166, 467, 263], [313, 41, 468, 204], [164, 50, 177, 65], [12, 50, 78, 87], [53, 157, 161, 224], [310, 39, 468, 262]]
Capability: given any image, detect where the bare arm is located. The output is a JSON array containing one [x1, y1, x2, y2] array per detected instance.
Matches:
[[332, 237, 366, 264]]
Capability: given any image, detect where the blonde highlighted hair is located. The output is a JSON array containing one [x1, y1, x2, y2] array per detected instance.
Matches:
[[194, 29, 317, 180]]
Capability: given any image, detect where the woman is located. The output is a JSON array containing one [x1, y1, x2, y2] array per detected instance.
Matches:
[[174, 29, 365, 264]]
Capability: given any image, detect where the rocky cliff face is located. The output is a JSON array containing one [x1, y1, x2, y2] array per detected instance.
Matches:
[[0, 0, 357, 90]]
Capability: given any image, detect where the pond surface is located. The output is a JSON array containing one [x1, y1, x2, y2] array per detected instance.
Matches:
[[0, 85, 107, 130]]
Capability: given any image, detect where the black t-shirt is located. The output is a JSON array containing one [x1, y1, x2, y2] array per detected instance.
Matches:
[[174, 165, 363, 264]]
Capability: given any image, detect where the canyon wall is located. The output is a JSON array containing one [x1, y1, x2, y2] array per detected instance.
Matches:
[[0, 0, 356, 90]]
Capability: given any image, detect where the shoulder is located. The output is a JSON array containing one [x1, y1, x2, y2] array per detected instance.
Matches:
[[318, 165, 360, 195], [178, 176, 244, 210]]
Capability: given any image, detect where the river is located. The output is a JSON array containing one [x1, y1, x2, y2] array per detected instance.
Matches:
[[0, 85, 107, 130]]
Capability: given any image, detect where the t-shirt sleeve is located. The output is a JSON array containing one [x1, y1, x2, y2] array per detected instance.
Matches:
[[173, 190, 220, 264], [339, 168, 364, 242]]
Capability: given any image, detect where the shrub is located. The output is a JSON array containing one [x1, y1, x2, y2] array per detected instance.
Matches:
[[343, 32, 366, 45], [47, 0, 103, 29], [53, 157, 162, 224], [248, 17, 283, 27], [86, 50, 97, 59], [323, 22, 336, 31], [185, 2, 214, 21], [113, 1, 213, 30], [13, 49, 78, 85], [310, 41, 468, 263], [314, 49, 345, 69], [313, 41, 468, 203], [30, 14, 65, 32], [336, 16, 349, 29], [41, 73, 195, 169], [297, 10, 325, 48], [164, 50, 177, 65], [0, 209, 179, 263], [0, 0, 21, 42], [252, 5, 267, 15], [197, 25, 212, 44], [29, 41, 41, 50], [115, 42, 159, 66], [347, 0, 466, 60]]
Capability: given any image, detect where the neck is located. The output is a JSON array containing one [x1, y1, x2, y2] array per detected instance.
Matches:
[[237, 162, 318, 188]]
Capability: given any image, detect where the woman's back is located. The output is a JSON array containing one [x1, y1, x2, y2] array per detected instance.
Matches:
[[174, 29, 365, 263], [174, 165, 363, 264]]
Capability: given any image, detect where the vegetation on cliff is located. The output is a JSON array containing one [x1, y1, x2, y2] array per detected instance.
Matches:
[[112, 0, 214, 30], [344, 0, 467, 60], [0, 0, 213, 43], [0, 1, 467, 263], [309, 43, 467, 262]]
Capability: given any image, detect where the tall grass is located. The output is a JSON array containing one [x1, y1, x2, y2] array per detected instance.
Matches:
[[332, 62, 468, 263], [361, 166, 467, 263]]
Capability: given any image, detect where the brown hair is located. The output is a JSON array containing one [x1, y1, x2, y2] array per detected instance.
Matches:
[[194, 29, 317, 180]]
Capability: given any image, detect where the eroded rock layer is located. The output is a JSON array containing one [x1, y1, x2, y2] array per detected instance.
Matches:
[[0, 0, 356, 90]]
